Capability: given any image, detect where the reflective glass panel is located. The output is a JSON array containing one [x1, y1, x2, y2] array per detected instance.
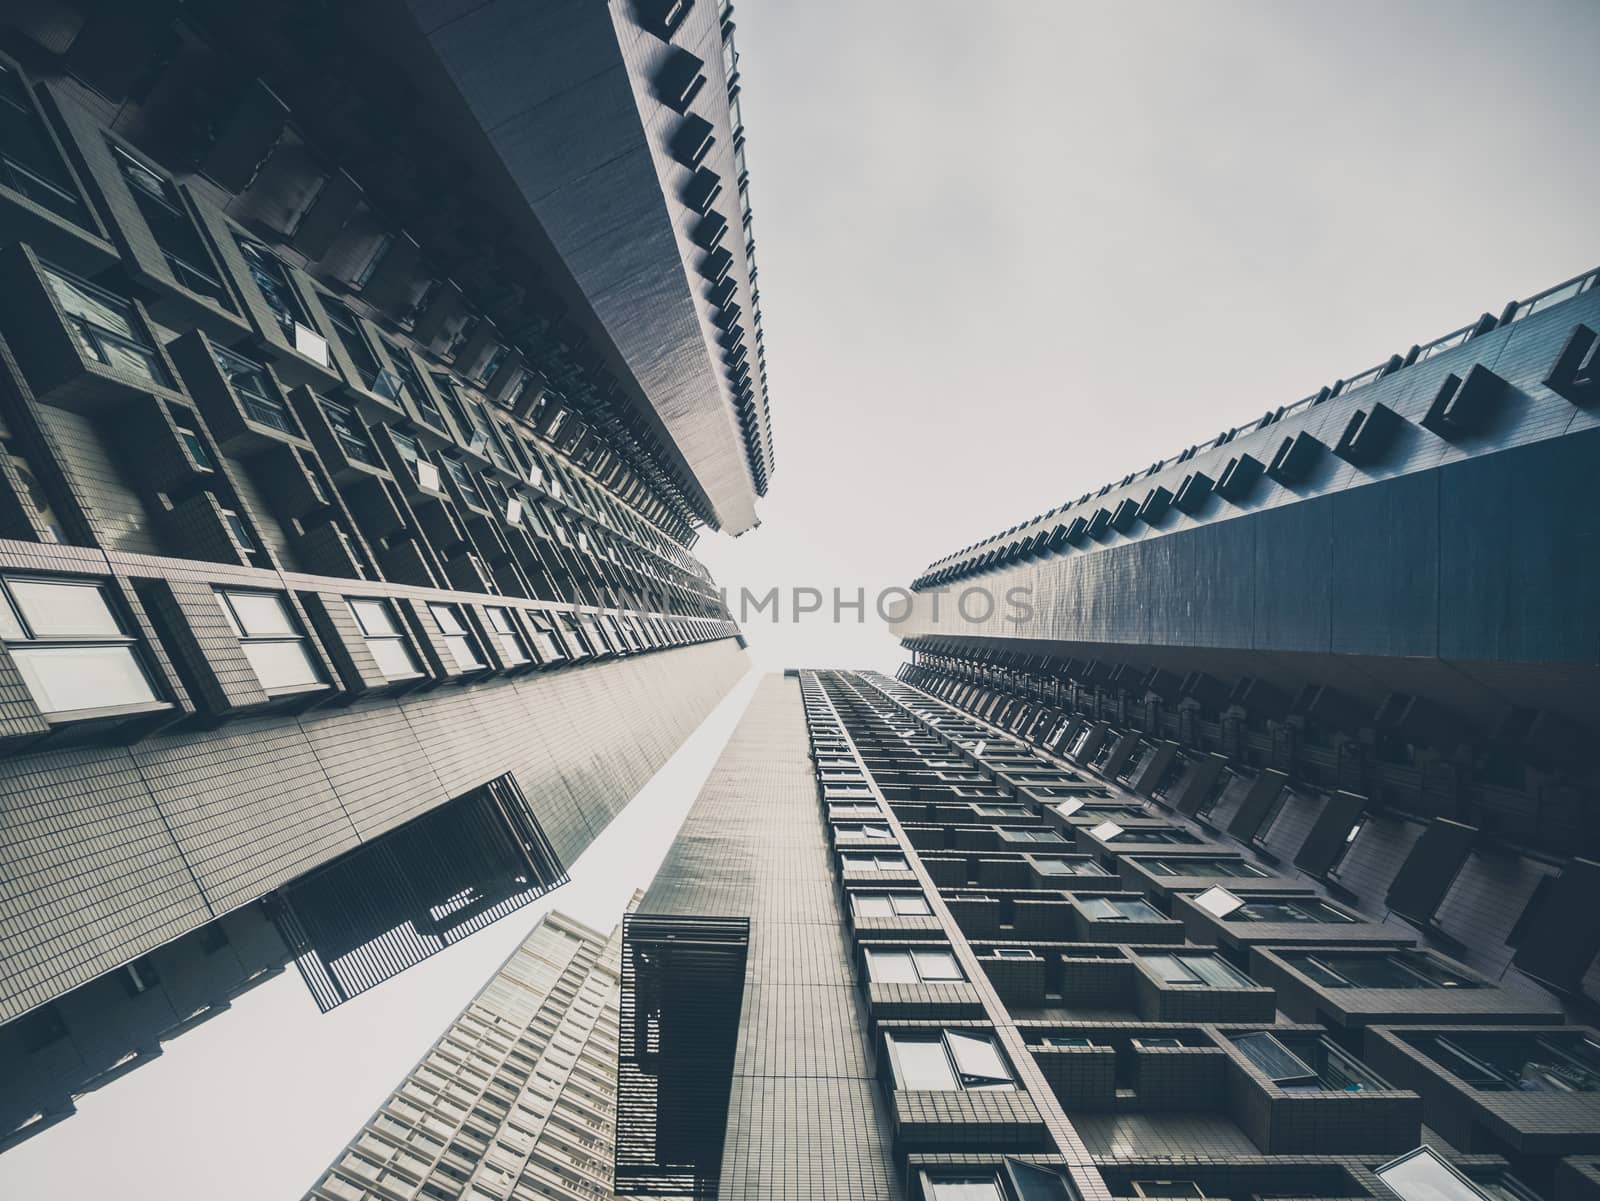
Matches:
[[13, 644, 154, 712], [11, 579, 122, 637], [888, 1035, 957, 1090]]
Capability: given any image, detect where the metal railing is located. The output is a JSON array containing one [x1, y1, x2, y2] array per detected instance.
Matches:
[[268, 772, 569, 1011], [615, 913, 749, 1198]]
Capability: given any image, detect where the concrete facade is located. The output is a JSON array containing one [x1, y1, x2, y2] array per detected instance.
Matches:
[[0, 0, 769, 1152], [302, 906, 629, 1201], [620, 672, 1594, 1201]]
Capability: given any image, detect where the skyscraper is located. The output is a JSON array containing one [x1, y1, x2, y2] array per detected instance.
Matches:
[[618, 269, 1600, 1199], [623, 668, 1597, 1201], [0, 0, 769, 1151], [302, 904, 629, 1201]]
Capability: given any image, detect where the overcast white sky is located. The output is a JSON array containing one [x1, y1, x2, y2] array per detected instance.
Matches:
[[702, 0, 1600, 675], [5, 0, 1598, 1196]]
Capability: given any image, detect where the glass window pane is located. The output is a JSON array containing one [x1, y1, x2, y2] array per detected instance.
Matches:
[[1421, 1032, 1600, 1093], [429, 603, 466, 635], [319, 398, 378, 465], [947, 1031, 1012, 1088], [94, 336, 167, 387], [222, 591, 297, 637], [1233, 1032, 1317, 1085], [368, 637, 420, 680], [1377, 1149, 1491, 1201], [43, 269, 140, 340], [349, 598, 400, 637], [444, 634, 483, 670], [1193, 886, 1244, 918], [11, 579, 122, 637], [892, 894, 931, 916], [495, 631, 528, 664], [1235, 898, 1352, 924], [13, 644, 155, 712], [913, 950, 962, 982], [1142, 954, 1196, 984], [1185, 955, 1252, 987], [854, 895, 894, 918], [241, 639, 320, 690], [1330, 952, 1473, 990], [888, 1035, 957, 1090], [1009, 1162, 1077, 1201], [866, 950, 918, 984]]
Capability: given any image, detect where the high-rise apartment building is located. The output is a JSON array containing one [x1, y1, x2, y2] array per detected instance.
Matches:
[[617, 270, 1600, 1200], [900, 266, 1598, 892], [304, 905, 628, 1201], [623, 669, 1598, 1201], [0, 0, 770, 1151]]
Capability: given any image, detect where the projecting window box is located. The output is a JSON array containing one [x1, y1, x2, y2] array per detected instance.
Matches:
[[0, 575, 168, 725], [348, 597, 424, 683], [427, 603, 493, 677], [216, 589, 325, 696]]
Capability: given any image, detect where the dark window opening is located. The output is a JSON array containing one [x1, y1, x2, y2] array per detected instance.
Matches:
[[110, 145, 230, 308], [0, 62, 86, 225]]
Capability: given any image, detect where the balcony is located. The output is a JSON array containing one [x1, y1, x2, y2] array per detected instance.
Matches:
[[0, 58, 116, 274], [1252, 947, 1564, 1031], [169, 332, 312, 453], [268, 773, 569, 1011], [201, 224, 341, 388], [1365, 1026, 1600, 1157], [0, 246, 184, 412]]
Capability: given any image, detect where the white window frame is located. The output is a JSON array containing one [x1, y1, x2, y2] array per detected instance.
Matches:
[[865, 946, 964, 985], [852, 893, 932, 918], [0, 575, 159, 716], [841, 852, 909, 873], [348, 597, 423, 681], [484, 606, 530, 667], [429, 602, 486, 672], [885, 1029, 1015, 1092], [216, 588, 322, 692]]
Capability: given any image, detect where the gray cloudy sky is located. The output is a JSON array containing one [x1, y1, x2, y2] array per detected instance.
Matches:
[[702, 0, 1600, 674], [5, 0, 1598, 1196]]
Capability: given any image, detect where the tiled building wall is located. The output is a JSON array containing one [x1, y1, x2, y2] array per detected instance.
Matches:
[[1, 636, 748, 1024], [34, 405, 166, 556], [638, 675, 903, 1200]]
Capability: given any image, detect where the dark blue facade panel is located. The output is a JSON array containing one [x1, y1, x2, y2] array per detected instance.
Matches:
[[912, 429, 1600, 676], [1250, 494, 1333, 654], [1438, 427, 1600, 666], [1330, 468, 1439, 660]]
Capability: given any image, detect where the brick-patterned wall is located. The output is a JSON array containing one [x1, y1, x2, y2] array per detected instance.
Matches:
[[1035, 1044, 1118, 1110], [1132, 1045, 1227, 1111], [894, 1086, 1047, 1150], [638, 675, 902, 1200], [0, 636, 748, 1023], [36, 405, 167, 556]]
